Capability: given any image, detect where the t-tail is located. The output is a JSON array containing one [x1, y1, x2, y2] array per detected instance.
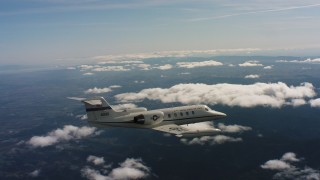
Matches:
[[82, 97, 115, 121]]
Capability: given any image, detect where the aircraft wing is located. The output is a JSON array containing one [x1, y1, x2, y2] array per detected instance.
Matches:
[[152, 124, 221, 137]]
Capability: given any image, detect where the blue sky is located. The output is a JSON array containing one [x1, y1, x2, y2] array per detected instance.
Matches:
[[1, 0, 320, 65]]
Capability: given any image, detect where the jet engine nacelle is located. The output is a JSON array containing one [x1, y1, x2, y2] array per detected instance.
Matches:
[[134, 111, 164, 125]]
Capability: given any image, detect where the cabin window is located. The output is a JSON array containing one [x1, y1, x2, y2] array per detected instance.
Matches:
[[186, 112, 189, 116], [192, 111, 195, 115], [174, 113, 177, 117], [180, 112, 183, 116], [168, 114, 171, 118]]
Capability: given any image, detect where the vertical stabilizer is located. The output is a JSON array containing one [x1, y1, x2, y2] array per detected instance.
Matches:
[[82, 97, 115, 121]]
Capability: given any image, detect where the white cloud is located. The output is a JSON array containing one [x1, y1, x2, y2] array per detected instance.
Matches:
[[303, 58, 320, 63], [181, 135, 242, 145], [274, 167, 320, 180], [92, 49, 261, 62], [264, 65, 273, 69], [27, 125, 98, 148], [115, 82, 316, 108], [83, 72, 94, 75], [109, 158, 150, 180], [179, 72, 190, 75], [155, 64, 173, 70], [261, 152, 320, 179], [134, 80, 145, 84], [67, 97, 86, 101], [109, 85, 122, 89], [29, 169, 41, 177], [134, 64, 151, 70], [81, 158, 151, 180], [290, 99, 306, 107], [261, 160, 292, 170], [212, 135, 242, 144], [81, 167, 108, 180], [67, 67, 76, 70], [112, 103, 138, 111], [79, 65, 94, 70], [180, 122, 252, 134], [87, 155, 105, 166], [77, 114, 88, 120], [84, 87, 112, 94], [239, 61, 263, 67], [277, 58, 320, 63], [281, 152, 300, 162], [93, 66, 130, 72], [310, 98, 320, 107], [97, 60, 144, 64], [27, 136, 58, 148], [217, 123, 252, 133], [244, 74, 260, 79], [276, 60, 289, 62], [178, 122, 251, 145], [176, 60, 223, 68], [93, 53, 168, 61]]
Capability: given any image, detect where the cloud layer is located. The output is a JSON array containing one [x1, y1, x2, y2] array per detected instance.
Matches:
[[217, 123, 252, 133], [29, 169, 41, 177], [310, 98, 320, 107], [84, 85, 122, 94], [92, 49, 261, 62], [244, 74, 260, 79], [181, 135, 242, 145], [264, 65, 273, 69], [87, 155, 105, 166], [27, 125, 99, 148], [81, 156, 151, 180], [180, 122, 252, 146], [239, 60, 263, 67], [261, 152, 320, 179], [277, 58, 320, 63], [112, 103, 138, 111], [115, 82, 316, 108], [155, 64, 173, 70], [84, 87, 112, 94], [176, 60, 223, 68]]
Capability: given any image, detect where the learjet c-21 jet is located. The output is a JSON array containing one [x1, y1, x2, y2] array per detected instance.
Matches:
[[81, 97, 227, 137]]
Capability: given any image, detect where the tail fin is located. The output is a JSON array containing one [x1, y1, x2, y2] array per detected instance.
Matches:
[[82, 97, 115, 121]]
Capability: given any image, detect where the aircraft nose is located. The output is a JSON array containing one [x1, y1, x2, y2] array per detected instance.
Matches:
[[212, 111, 227, 118]]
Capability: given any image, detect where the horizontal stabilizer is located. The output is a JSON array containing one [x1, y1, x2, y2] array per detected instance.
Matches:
[[82, 99, 102, 106], [67, 97, 86, 101]]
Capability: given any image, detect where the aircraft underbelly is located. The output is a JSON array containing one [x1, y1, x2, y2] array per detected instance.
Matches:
[[88, 121, 154, 129], [170, 116, 216, 125]]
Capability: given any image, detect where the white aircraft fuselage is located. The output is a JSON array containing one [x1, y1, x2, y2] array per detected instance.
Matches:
[[82, 97, 227, 137]]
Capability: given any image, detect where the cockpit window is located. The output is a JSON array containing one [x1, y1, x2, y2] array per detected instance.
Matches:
[[205, 108, 209, 111]]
